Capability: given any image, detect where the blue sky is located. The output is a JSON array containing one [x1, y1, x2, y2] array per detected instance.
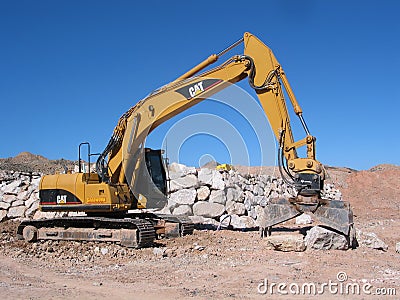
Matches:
[[1, 0, 399, 170]]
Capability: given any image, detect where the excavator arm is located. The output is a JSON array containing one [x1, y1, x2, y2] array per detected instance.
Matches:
[[93, 32, 353, 240]]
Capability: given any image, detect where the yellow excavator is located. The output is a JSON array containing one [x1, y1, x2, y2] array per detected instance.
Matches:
[[17, 32, 354, 248]]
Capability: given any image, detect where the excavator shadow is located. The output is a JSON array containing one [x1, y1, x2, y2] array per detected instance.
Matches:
[[152, 241, 167, 247]]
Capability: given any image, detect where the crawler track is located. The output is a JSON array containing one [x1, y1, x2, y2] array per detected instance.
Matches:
[[16, 214, 194, 248], [17, 217, 155, 248]]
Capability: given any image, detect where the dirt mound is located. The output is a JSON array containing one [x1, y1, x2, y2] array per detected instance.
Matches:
[[369, 164, 400, 172], [13, 152, 48, 163], [341, 164, 400, 219], [0, 152, 76, 174]]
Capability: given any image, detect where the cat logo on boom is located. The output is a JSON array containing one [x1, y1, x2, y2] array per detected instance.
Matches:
[[188, 81, 204, 98], [175, 79, 223, 100]]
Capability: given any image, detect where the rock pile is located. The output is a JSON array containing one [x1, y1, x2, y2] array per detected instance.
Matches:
[[0, 164, 343, 229], [0, 170, 41, 222], [163, 163, 342, 229]]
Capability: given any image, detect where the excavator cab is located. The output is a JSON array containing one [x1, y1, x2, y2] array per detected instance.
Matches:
[[144, 148, 167, 196], [129, 147, 169, 209]]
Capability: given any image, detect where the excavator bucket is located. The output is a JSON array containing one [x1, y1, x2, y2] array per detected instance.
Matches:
[[312, 199, 353, 235], [259, 198, 302, 229], [258, 197, 355, 245]]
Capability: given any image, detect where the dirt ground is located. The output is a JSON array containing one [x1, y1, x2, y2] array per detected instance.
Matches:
[[0, 165, 399, 299]]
